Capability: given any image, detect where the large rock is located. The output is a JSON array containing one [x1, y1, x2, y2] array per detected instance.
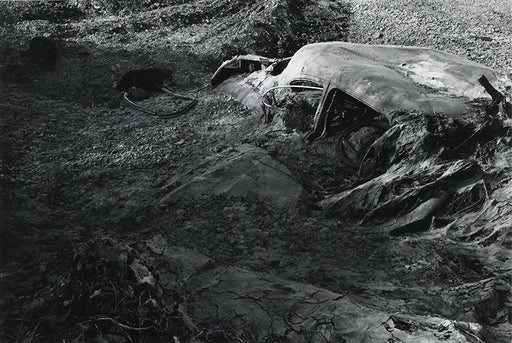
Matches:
[[160, 145, 302, 207], [185, 265, 476, 343], [138, 236, 481, 343]]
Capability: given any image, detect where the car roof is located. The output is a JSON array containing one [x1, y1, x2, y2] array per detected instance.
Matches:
[[277, 42, 496, 116]]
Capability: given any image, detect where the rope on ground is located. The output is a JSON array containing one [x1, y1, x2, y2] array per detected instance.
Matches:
[[123, 87, 198, 119]]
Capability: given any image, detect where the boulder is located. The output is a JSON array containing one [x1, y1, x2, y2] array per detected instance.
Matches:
[[140, 236, 480, 343]]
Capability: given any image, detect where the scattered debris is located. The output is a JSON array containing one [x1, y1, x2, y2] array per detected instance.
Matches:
[[211, 55, 283, 86], [0, 238, 191, 342]]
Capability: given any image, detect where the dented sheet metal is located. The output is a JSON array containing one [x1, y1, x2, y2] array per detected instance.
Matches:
[[277, 42, 496, 116], [213, 42, 498, 117]]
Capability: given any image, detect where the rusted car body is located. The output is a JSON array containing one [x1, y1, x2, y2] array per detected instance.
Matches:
[[212, 42, 498, 143]]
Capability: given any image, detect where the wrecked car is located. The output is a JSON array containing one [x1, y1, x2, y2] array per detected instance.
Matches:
[[212, 42, 507, 170]]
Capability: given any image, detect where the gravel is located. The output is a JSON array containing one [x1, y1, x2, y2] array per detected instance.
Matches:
[[345, 0, 512, 83]]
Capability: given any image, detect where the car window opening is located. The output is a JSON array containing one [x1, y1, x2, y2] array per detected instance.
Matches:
[[326, 88, 382, 132], [289, 79, 324, 92], [269, 57, 291, 76]]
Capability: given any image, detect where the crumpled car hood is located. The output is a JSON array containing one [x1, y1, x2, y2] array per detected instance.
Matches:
[[275, 42, 497, 116]]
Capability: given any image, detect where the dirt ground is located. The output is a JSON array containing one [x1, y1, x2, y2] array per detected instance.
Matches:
[[1, 0, 511, 342]]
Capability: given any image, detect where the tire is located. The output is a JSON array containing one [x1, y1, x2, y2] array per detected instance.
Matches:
[[335, 120, 390, 169]]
